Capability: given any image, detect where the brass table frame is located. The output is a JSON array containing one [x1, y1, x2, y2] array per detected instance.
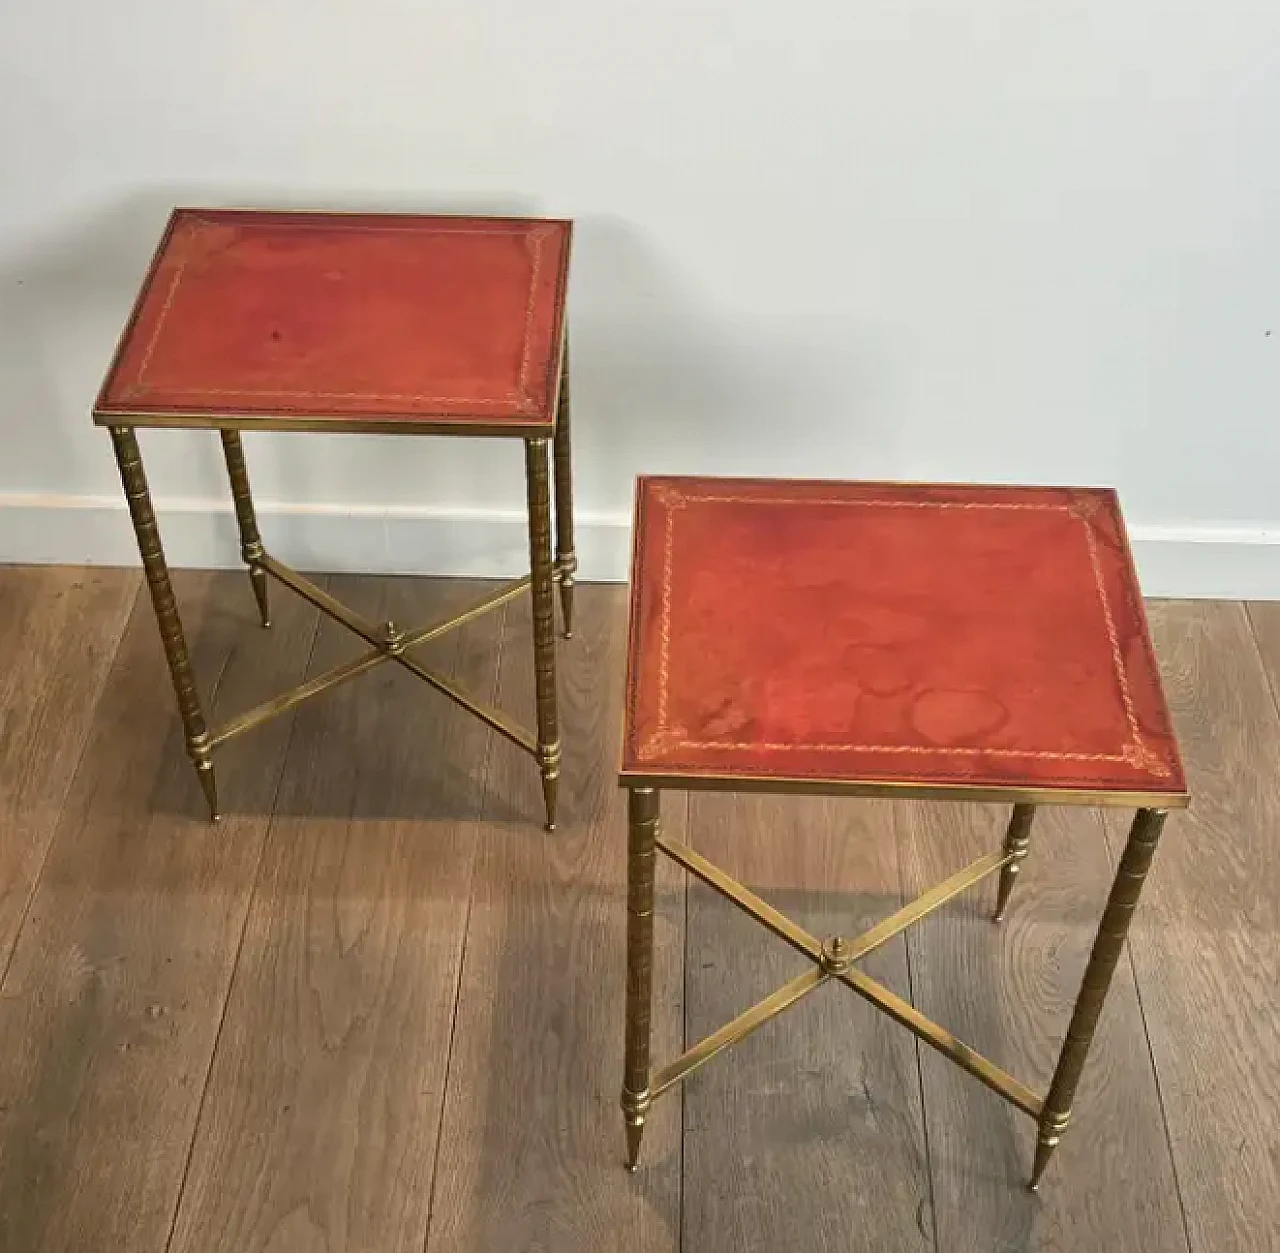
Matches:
[[620, 782, 1183, 1187], [102, 349, 577, 830]]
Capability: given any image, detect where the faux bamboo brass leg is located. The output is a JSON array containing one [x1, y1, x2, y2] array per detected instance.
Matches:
[[525, 436, 561, 830], [622, 787, 659, 1169], [1030, 807, 1168, 1188], [110, 427, 218, 821], [552, 342, 577, 639], [993, 803, 1036, 921], [219, 429, 270, 627]]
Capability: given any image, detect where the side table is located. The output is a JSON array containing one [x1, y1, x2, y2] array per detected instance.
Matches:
[[618, 476, 1187, 1186], [95, 208, 574, 828]]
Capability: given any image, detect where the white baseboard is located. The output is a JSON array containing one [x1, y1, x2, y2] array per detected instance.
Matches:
[[1121, 524, 1280, 601], [2, 493, 1279, 600], [0, 492, 634, 582]]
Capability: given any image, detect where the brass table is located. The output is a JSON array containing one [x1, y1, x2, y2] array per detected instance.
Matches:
[[96, 208, 574, 828], [618, 475, 1187, 1186]]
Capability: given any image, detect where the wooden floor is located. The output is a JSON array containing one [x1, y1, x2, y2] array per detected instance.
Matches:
[[0, 567, 1276, 1253]]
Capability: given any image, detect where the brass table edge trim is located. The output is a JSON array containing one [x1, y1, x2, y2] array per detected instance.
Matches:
[[618, 769, 1189, 809], [94, 408, 558, 438]]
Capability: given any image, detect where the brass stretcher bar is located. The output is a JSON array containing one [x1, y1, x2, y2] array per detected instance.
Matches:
[[210, 555, 539, 757], [648, 835, 1043, 1118]]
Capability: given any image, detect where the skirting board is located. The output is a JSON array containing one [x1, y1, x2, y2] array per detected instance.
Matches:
[[2, 494, 1280, 601]]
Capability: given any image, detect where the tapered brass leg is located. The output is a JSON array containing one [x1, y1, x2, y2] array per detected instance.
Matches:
[[219, 429, 270, 627], [1030, 807, 1168, 1188], [552, 342, 577, 639], [993, 803, 1036, 921], [622, 786, 659, 1169], [525, 436, 561, 830], [110, 427, 218, 821]]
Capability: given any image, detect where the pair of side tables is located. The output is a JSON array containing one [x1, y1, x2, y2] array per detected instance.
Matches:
[[95, 208, 1187, 1191]]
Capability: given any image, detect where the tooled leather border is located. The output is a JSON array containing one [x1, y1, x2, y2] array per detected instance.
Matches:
[[107, 213, 569, 420], [627, 483, 1179, 788]]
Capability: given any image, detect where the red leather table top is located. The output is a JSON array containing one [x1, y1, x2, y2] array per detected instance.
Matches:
[[95, 209, 572, 436], [621, 477, 1187, 806]]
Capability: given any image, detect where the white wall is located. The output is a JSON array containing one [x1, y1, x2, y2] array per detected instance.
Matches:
[[3, 1, 1279, 595]]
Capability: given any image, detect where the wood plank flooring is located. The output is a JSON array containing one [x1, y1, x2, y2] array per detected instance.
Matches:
[[0, 567, 137, 978], [428, 577, 684, 1253], [0, 571, 318, 1253], [0, 568, 1276, 1252], [682, 794, 931, 1253]]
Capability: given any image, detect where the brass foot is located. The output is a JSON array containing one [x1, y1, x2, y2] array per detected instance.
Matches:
[[541, 771, 559, 832], [248, 563, 271, 628], [539, 740, 561, 831], [622, 1085, 651, 1170], [1029, 1111, 1069, 1190], [624, 1116, 646, 1171], [196, 760, 219, 823]]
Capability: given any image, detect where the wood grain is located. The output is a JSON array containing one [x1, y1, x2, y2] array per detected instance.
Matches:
[[0, 571, 319, 1253], [0, 566, 138, 974], [1246, 601, 1280, 709], [1109, 601, 1280, 1253], [427, 584, 685, 1253], [899, 799, 1188, 1250], [682, 795, 933, 1253], [166, 575, 506, 1253], [2, 575, 1277, 1253]]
